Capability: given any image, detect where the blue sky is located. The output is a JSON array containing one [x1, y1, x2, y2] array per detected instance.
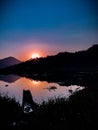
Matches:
[[0, 0, 98, 60]]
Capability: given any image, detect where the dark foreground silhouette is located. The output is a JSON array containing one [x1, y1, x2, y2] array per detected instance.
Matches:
[[0, 88, 98, 130], [22, 90, 37, 113]]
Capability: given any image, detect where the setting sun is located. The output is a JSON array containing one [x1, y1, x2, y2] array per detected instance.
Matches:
[[31, 53, 40, 59]]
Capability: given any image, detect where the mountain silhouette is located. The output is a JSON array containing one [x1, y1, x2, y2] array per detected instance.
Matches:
[[0, 44, 98, 74], [0, 56, 21, 69]]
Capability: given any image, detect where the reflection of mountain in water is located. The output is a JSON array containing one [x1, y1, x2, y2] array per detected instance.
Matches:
[[0, 74, 21, 83], [0, 73, 98, 88], [25, 72, 98, 88]]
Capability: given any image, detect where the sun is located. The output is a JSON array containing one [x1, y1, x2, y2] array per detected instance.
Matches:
[[31, 53, 40, 59]]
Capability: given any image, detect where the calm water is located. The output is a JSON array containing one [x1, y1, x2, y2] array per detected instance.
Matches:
[[0, 75, 84, 104]]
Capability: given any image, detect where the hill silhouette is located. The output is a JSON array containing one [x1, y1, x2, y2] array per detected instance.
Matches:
[[0, 44, 98, 75], [0, 56, 21, 69]]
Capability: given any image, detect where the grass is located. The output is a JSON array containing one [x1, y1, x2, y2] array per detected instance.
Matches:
[[0, 88, 98, 130], [0, 94, 22, 129]]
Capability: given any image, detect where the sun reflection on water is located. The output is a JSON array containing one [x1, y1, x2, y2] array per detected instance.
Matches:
[[32, 80, 39, 85], [0, 76, 85, 104]]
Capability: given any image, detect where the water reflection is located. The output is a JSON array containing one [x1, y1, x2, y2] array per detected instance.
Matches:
[[32, 80, 39, 85], [0, 75, 84, 104], [0, 74, 20, 83]]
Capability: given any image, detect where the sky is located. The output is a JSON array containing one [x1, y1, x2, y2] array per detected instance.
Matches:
[[0, 0, 98, 61]]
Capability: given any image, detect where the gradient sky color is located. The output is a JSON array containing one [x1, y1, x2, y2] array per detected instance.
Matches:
[[0, 0, 98, 60]]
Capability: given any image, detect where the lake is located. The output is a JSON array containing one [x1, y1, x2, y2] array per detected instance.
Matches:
[[0, 74, 84, 105]]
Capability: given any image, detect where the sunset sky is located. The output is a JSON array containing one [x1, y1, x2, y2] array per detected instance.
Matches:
[[0, 0, 98, 61]]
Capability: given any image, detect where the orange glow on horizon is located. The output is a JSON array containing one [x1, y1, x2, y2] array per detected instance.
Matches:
[[31, 53, 41, 59]]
